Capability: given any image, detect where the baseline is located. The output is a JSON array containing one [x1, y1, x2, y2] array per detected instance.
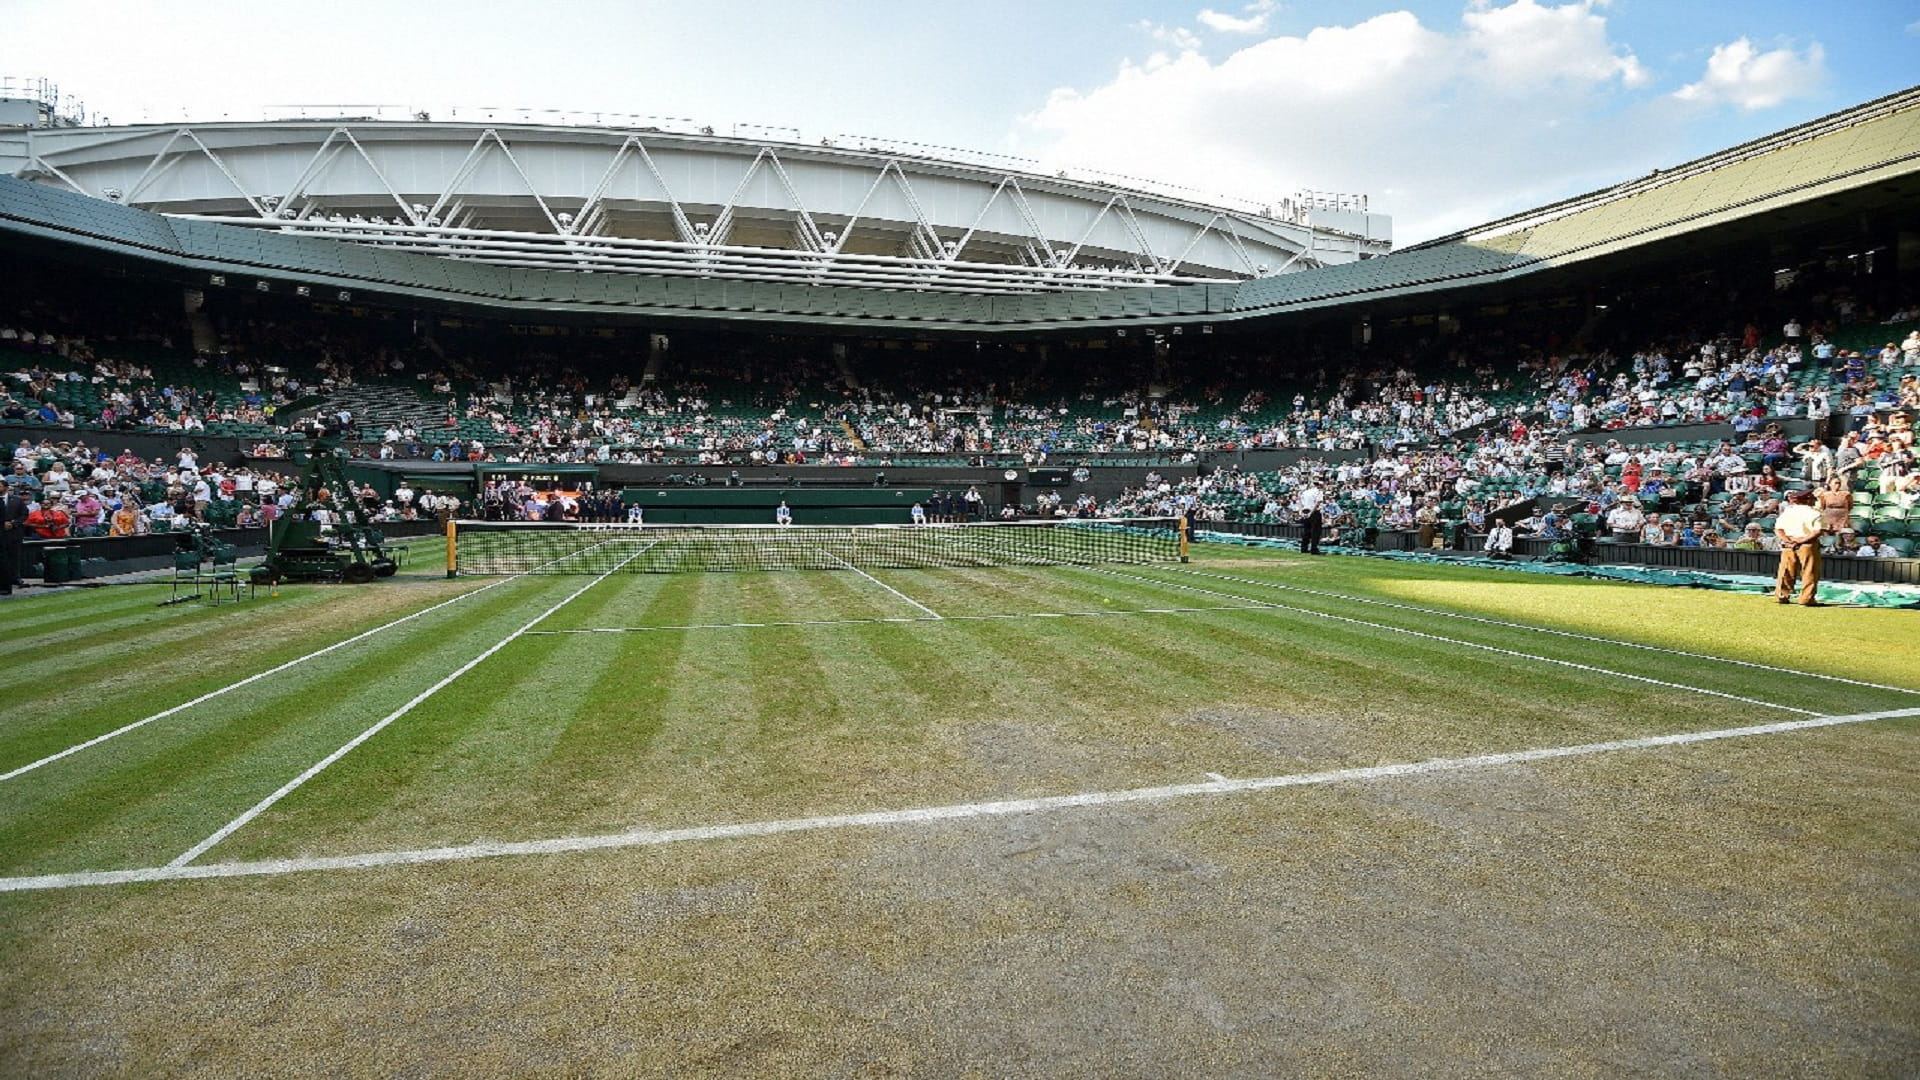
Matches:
[[167, 546, 651, 867], [5, 705, 1914, 893], [1094, 567, 1819, 716]]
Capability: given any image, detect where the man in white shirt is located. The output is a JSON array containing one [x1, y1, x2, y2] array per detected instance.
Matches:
[[1605, 500, 1644, 543], [1484, 518, 1515, 559], [1296, 478, 1325, 555], [1773, 489, 1826, 605]]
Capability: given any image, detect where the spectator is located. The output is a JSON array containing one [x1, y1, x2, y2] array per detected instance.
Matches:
[[1484, 518, 1514, 559], [1605, 498, 1644, 543], [27, 495, 71, 539]]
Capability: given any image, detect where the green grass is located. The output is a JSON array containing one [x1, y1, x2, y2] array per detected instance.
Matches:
[[1, 542, 1916, 1076], [1, 543, 1912, 875]]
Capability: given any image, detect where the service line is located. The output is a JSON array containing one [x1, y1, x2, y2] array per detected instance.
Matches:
[[520, 602, 1282, 636]]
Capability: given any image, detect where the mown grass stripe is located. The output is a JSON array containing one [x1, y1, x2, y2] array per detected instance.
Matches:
[[6, 705, 1915, 894], [170, 549, 647, 867], [0, 576, 559, 782], [210, 575, 685, 862], [0, 578, 596, 873], [0, 586, 206, 644], [0, 587, 371, 698], [1093, 567, 1816, 716], [1016, 565, 1656, 739], [1099, 564, 1910, 719], [1153, 564, 1920, 696]]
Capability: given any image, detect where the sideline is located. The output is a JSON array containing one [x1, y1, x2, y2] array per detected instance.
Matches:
[[1149, 564, 1920, 697], [0, 575, 524, 783], [167, 546, 652, 867], [4, 705, 1915, 893], [1094, 567, 1820, 716]]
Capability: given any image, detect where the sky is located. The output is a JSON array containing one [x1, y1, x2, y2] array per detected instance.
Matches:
[[4, 0, 1916, 244]]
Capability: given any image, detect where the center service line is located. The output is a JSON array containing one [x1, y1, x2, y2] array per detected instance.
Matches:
[[827, 554, 943, 619]]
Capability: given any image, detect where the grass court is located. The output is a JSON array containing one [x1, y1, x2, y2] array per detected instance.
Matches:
[[1, 540, 1916, 1077]]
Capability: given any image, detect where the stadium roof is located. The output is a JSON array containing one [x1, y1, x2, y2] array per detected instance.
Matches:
[[3, 84, 1916, 334], [2, 114, 1387, 293]]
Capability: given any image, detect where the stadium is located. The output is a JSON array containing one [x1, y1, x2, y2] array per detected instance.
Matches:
[[2, 56, 1918, 1079]]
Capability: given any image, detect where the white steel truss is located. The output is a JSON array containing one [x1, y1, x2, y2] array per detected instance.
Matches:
[[13, 121, 1389, 294]]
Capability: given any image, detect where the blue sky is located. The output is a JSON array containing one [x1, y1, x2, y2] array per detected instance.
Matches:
[[5, 0, 1915, 242]]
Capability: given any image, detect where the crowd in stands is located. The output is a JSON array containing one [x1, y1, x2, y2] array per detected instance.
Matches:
[[4, 436, 301, 539], [5, 250, 1918, 567], [10, 260, 1918, 475], [1, 431, 461, 542]]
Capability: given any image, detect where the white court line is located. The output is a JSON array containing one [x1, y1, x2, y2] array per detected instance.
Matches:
[[166, 546, 650, 868], [521, 602, 1276, 635], [5, 704, 1915, 894], [1159, 563, 1920, 697], [0, 541, 619, 785], [828, 554, 942, 619], [1094, 567, 1820, 716]]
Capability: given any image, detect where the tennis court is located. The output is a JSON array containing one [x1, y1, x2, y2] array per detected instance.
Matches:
[[2, 532, 1917, 1076]]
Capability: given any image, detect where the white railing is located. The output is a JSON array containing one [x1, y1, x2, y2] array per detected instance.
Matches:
[[175, 214, 1230, 296], [42, 98, 1376, 230]]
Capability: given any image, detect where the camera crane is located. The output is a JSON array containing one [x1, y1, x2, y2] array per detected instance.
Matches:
[[253, 398, 398, 585]]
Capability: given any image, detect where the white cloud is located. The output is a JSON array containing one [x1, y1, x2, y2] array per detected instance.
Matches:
[[1462, 0, 1648, 91], [1137, 19, 1203, 53], [1022, 3, 1671, 244], [1198, 1, 1277, 35], [1674, 38, 1826, 110]]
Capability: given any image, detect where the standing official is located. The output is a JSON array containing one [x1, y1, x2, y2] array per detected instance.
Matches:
[[1297, 477, 1325, 555], [1773, 489, 1826, 606], [0, 486, 28, 593]]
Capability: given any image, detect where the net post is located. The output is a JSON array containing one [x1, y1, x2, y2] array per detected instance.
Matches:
[[1179, 514, 1191, 563], [446, 519, 457, 578]]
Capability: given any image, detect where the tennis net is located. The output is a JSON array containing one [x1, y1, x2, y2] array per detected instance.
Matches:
[[448, 518, 1186, 575]]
